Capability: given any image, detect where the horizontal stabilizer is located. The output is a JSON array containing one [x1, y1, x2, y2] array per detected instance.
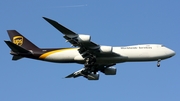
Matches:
[[12, 56, 23, 60], [4, 41, 30, 53]]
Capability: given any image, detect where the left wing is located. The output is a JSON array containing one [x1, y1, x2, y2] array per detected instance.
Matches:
[[43, 17, 100, 58]]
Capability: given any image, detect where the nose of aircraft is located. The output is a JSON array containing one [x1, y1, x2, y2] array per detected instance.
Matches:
[[165, 48, 175, 57]]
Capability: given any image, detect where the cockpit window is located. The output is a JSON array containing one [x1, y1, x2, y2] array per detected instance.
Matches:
[[161, 45, 164, 47]]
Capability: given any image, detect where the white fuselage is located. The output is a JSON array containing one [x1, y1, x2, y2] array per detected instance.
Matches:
[[39, 44, 175, 64]]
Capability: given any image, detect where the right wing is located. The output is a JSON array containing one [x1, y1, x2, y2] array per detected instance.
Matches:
[[65, 64, 116, 80], [65, 68, 85, 78]]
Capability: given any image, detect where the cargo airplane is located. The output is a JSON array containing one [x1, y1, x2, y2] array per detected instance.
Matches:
[[4, 17, 175, 80]]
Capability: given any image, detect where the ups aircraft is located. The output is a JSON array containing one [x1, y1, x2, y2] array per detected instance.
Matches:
[[4, 17, 175, 80]]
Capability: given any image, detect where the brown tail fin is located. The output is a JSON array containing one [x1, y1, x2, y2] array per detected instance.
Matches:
[[7, 30, 40, 51]]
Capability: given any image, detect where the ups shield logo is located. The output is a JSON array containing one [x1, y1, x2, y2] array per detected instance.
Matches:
[[13, 36, 23, 46]]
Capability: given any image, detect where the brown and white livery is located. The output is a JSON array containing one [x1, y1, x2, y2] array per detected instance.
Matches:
[[4, 17, 175, 80]]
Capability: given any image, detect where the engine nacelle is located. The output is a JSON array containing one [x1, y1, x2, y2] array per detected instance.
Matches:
[[100, 46, 112, 53], [87, 72, 99, 80], [77, 34, 91, 42], [104, 66, 117, 75]]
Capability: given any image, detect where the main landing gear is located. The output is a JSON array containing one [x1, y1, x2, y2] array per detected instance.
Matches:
[[157, 59, 161, 67], [84, 55, 97, 73]]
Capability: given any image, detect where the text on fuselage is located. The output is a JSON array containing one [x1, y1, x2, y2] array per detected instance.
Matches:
[[121, 47, 152, 49]]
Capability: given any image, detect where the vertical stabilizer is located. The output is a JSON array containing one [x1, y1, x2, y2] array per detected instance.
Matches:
[[7, 30, 40, 51]]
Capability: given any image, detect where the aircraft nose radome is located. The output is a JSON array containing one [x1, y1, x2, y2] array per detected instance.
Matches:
[[166, 48, 175, 57], [171, 50, 176, 56]]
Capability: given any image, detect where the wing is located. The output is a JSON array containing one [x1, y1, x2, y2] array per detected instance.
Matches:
[[43, 17, 99, 56], [65, 68, 85, 78], [65, 67, 100, 80], [43, 17, 100, 58]]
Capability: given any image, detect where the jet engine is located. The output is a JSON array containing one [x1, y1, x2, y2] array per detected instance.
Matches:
[[87, 72, 99, 80], [77, 34, 91, 42], [103, 66, 117, 75], [100, 46, 112, 53]]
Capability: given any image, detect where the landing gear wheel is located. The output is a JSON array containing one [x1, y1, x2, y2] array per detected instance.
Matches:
[[157, 63, 160, 67], [157, 59, 161, 67]]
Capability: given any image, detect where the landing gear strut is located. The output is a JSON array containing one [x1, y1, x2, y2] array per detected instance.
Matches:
[[84, 55, 97, 73], [157, 59, 161, 67]]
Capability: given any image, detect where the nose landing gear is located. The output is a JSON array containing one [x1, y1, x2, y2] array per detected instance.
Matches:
[[157, 59, 161, 67]]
